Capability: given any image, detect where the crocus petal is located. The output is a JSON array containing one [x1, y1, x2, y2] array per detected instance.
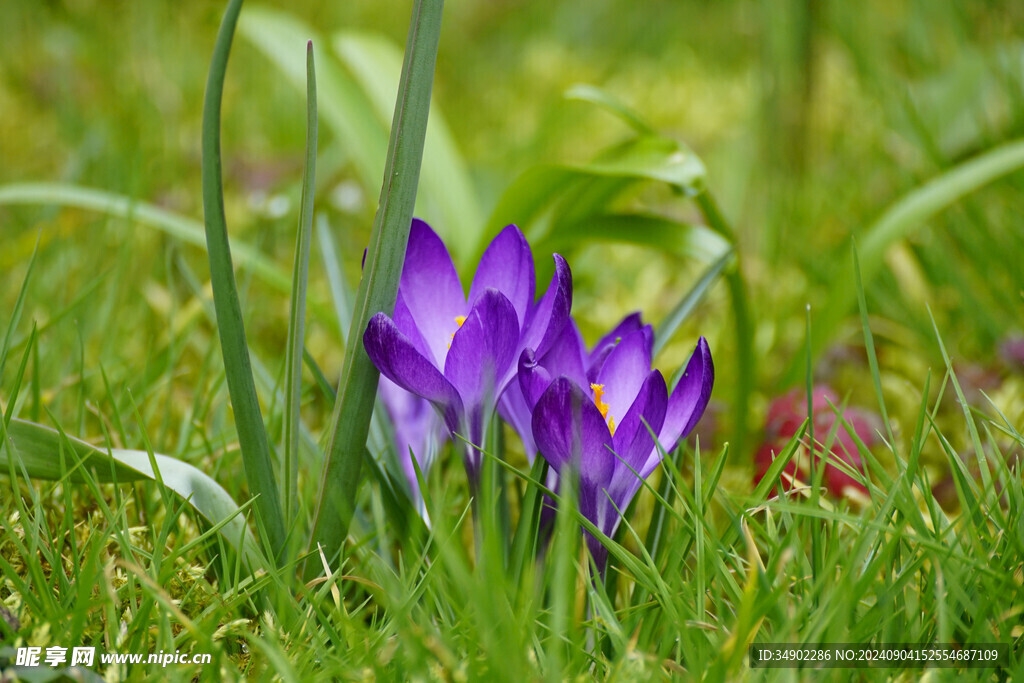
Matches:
[[363, 312, 463, 432], [658, 336, 714, 450], [445, 289, 519, 409], [610, 370, 668, 482], [521, 254, 573, 359], [594, 327, 654, 432], [517, 348, 553, 409], [532, 377, 614, 486], [537, 319, 589, 389], [588, 312, 643, 381], [392, 290, 436, 362], [399, 219, 467, 367], [469, 224, 535, 329]]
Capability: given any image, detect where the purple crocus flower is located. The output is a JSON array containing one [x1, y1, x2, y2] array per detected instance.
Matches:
[[363, 220, 571, 482], [500, 312, 650, 464], [522, 328, 713, 572]]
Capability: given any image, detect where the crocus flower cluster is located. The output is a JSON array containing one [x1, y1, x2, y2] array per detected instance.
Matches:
[[364, 220, 713, 571], [753, 386, 880, 499], [364, 219, 570, 485]]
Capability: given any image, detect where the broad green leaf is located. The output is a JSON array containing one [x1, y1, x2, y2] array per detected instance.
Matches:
[[1, 418, 262, 571], [202, 0, 286, 560], [487, 135, 706, 249], [537, 212, 730, 266], [240, 7, 483, 268]]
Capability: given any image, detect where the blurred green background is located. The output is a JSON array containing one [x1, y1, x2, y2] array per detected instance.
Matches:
[[1, 0, 1022, 483]]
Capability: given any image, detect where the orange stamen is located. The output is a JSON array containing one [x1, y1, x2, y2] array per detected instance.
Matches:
[[591, 383, 616, 436]]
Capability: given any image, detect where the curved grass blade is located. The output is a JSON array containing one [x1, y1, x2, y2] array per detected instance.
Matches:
[[307, 0, 444, 573], [0, 232, 39, 381], [0, 418, 263, 572], [0, 183, 289, 292], [202, 0, 286, 561], [563, 84, 656, 135], [283, 41, 317, 528], [695, 190, 752, 462], [654, 248, 734, 357], [784, 136, 1024, 384]]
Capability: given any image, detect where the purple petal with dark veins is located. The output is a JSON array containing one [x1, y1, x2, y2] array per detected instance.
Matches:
[[593, 327, 654, 433], [657, 336, 714, 454], [363, 312, 463, 433], [521, 254, 573, 360], [445, 289, 519, 409], [399, 219, 467, 367], [532, 378, 614, 486], [588, 312, 643, 381], [610, 370, 668, 483], [517, 348, 552, 409], [393, 290, 436, 362], [469, 225, 535, 329]]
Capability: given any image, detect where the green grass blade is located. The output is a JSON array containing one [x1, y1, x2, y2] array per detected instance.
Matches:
[[563, 84, 656, 135], [307, 0, 444, 573], [0, 418, 263, 572], [695, 190, 752, 461], [0, 231, 39, 381], [201, 0, 286, 561], [852, 244, 897, 449], [283, 41, 318, 530], [0, 182, 290, 292], [316, 214, 353, 342], [653, 248, 733, 357]]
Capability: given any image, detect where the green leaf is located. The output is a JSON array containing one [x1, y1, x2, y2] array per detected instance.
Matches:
[[0, 418, 262, 572], [282, 41, 317, 529], [537, 212, 730, 266], [563, 84, 656, 135], [202, 0, 286, 561], [307, 0, 444, 574], [654, 248, 733, 357], [488, 135, 706, 247]]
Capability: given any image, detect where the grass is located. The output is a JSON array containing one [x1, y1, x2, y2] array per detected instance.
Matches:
[[1, 337, 1021, 680], [2, 0, 1024, 680]]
